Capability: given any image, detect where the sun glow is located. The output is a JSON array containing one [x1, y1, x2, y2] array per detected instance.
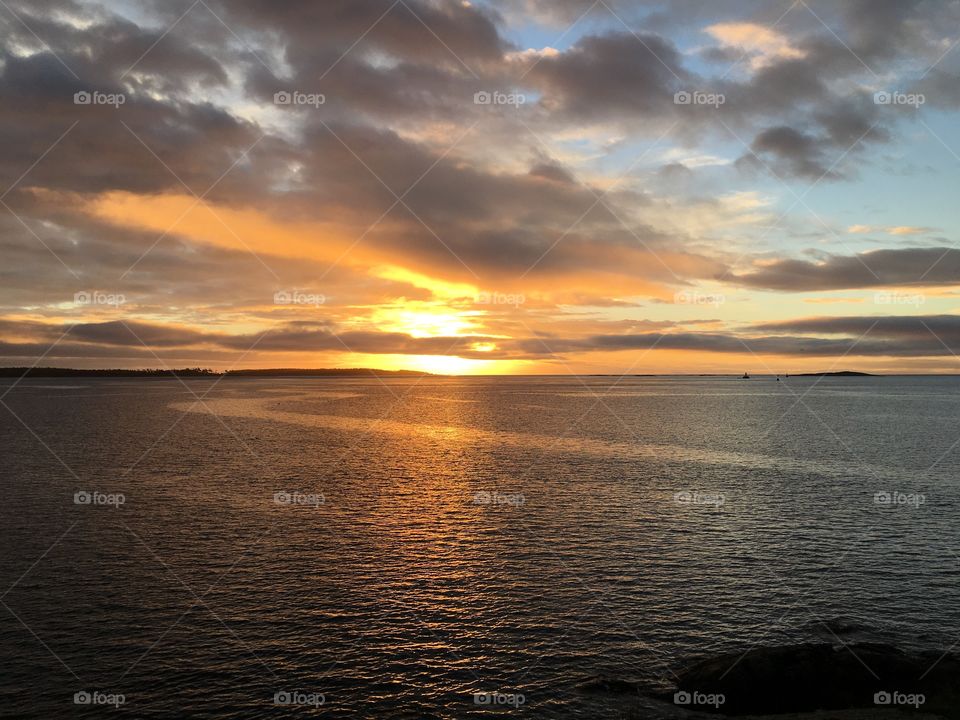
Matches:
[[386, 352, 529, 375], [375, 306, 477, 338], [374, 265, 478, 300], [405, 354, 500, 374]]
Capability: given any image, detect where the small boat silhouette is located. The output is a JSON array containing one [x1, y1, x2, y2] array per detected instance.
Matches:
[[741, 372, 750, 379]]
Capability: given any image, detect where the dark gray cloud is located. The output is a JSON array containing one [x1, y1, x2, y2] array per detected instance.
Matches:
[[528, 32, 688, 121], [736, 104, 889, 181], [743, 125, 836, 180], [733, 247, 960, 291], [528, 161, 577, 184], [273, 121, 724, 283], [753, 315, 960, 346], [218, 0, 509, 63], [0, 49, 266, 197]]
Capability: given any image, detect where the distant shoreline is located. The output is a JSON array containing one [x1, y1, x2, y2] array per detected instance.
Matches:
[[0, 367, 433, 378]]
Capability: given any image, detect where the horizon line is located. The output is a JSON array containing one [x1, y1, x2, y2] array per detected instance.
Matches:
[[5, 366, 960, 378]]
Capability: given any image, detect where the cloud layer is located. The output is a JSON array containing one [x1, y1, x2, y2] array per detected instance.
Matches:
[[0, 0, 958, 372]]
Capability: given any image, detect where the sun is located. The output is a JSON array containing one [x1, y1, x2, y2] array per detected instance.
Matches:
[[361, 277, 522, 373], [391, 309, 473, 338], [370, 300, 480, 339]]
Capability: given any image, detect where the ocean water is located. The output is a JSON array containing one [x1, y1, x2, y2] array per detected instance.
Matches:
[[0, 375, 958, 718]]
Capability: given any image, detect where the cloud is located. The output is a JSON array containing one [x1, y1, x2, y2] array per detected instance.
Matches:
[[846, 225, 934, 236], [705, 22, 805, 70], [0, 0, 958, 372], [0, 50, 265, 198], [733, 248, 960, 291], [4, 313, 960, 365], [218, 0, 510, 63], [737, 108, 889, 181], [527, 31, 688, 122], [752, 315, 960, 353], [744, 125, 838, 180], [753, 314, 960, 338], [889, 226, 931, 236], [528, 161, 577, 184]]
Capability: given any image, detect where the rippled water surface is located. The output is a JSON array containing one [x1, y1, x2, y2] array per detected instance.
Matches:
[[1, 375, 959, 718]]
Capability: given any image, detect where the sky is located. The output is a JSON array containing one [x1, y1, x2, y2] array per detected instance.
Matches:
[[1, 0, 959, 374]]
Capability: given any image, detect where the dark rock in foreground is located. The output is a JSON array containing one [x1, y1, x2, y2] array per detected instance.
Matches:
[[669, 643, 958, 717], [585, 643, 960, 718]]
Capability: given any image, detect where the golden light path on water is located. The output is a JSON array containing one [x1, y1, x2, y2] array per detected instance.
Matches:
[[170, 391, 907, 483]]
